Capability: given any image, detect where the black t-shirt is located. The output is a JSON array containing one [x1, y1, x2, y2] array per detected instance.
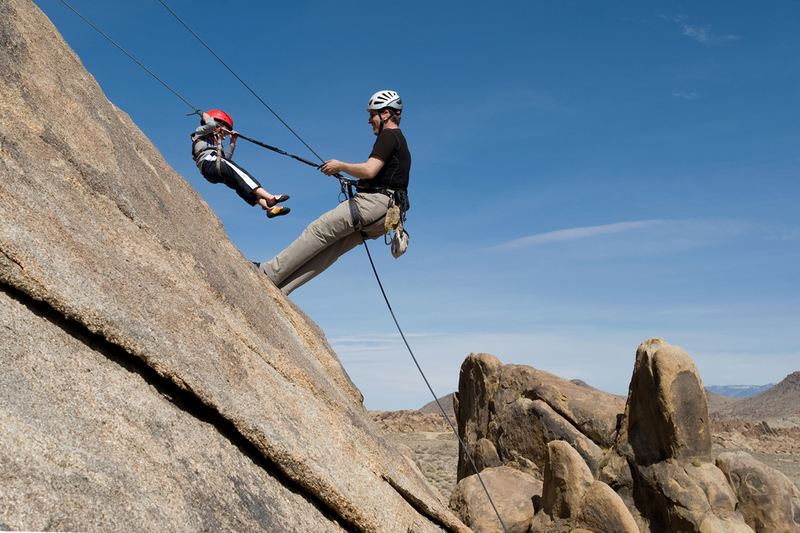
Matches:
[[367, 128, 410, 191]]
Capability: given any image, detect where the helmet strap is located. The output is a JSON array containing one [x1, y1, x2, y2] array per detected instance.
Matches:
[[377, 109, 396, 133]]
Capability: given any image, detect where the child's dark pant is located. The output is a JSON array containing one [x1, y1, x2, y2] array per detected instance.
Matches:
[[201, 156, 261, 206]]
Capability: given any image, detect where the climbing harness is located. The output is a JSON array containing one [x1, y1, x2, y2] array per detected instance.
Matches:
[[339, 182, 409, 258], [59, 3, 508, 530]]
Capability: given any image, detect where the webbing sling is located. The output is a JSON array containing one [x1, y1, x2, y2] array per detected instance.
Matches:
[[346, 182, 362, 231]]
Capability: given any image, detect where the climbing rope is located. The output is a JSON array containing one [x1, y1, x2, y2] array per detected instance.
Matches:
[[56, 1, 343, 179], [157, 0, 326, 165], [362, 242, 510, 533], [58, 3, 509, 530], [217, 128, 351, 182], [58, 0, 201, 116]]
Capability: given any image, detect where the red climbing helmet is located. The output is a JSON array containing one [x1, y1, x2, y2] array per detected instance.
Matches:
[[206, 109, 233, 129]]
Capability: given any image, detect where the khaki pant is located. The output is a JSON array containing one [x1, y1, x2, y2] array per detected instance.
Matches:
[[261, 192, 390, 295]]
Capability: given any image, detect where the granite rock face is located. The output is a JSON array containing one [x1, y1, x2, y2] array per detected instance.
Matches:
[[0, 287, 351, 533], [0, 1, 468, 531]]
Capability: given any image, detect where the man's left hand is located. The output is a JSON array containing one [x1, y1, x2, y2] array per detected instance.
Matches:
[[320, 160, 342, 176]]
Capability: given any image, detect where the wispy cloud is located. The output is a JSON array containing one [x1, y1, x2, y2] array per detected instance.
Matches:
[[673, 91, 699, 99], [659, 14, 688, 23], [782, 228, 800, 241], [682, 24, 740, 45], [683, 25, 712, 43], [492, 220, 663, 250], [660, 14, 740, 45]]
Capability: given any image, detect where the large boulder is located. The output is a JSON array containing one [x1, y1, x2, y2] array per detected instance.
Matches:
[[716, 451, 800, 532], [450, 465, 542, 533], [578, 481, 640, 533], [0, 1, 468, 531], [454, 352, 504, 480], [531, 441, 638, 533], [540, 440, 594, 520], [616, 337, 712, 466], [454, 352, 625, 481], [630, 459, 750, 533], [497, 397, 604, 474], [0, 288, 350, 533], [614, 339, 751, 532]]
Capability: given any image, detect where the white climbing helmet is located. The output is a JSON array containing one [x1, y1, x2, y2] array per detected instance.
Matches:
[[367, 90, 403, 112]]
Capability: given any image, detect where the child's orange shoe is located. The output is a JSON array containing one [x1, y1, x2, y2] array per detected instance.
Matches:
[[266, 206, 290, 219]]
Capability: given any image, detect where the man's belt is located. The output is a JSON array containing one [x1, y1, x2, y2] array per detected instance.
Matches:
[[355, 186, 396, 197]]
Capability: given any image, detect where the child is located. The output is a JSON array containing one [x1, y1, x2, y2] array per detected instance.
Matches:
[[191, 109, 290, 218]]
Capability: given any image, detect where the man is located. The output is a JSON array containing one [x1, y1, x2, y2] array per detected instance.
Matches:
[[257, 90, 411, 295]]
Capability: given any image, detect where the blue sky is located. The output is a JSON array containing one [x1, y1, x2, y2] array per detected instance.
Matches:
[[38, 1, 799, 410]]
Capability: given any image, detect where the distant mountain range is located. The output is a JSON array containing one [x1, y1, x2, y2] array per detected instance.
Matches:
[[708, 372, 800, 423], [706, 384, 775, 398]]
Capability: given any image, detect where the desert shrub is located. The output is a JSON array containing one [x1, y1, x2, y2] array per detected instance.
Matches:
[[386, 431, 459, 502]]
